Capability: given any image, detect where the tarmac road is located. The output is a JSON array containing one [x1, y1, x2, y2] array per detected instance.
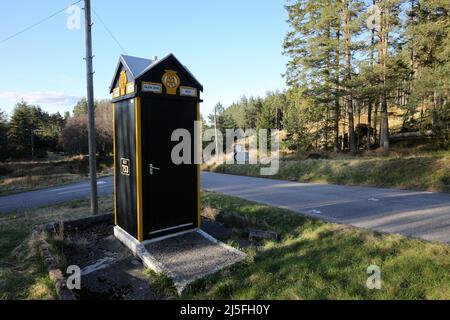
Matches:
[[201, 172, 450, 243], [1, 172, 450, 243]]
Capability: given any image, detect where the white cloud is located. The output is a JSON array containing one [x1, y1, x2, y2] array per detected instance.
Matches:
[[0, 91, 18, 100], [0, 91, 82, 114], [16, 91, 80, 106]]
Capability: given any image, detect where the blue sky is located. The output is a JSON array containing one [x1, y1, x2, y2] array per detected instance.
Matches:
[[0, 0, 289, 119]]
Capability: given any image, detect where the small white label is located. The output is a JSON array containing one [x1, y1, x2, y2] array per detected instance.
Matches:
[[180, 86, 197, 97], [120, 158, 130, 176], [142, 82, 162, 93], [126, 82, 135, 94], [112, 87, 120, 98]]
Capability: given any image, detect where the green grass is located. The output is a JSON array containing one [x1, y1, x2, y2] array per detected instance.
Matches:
[[182, 191, 450, 300], [143, 270, 178, 298], [205, 151, 450, 193], [2, 191, 449, 300], [0, 196, 114, 300]]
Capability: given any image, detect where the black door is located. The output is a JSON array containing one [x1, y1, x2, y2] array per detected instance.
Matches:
[[140, 97, 198, 239], [114, 100, 138, 238]]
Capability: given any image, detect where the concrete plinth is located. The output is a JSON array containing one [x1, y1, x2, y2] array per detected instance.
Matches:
[[113, 226, 246, 293]]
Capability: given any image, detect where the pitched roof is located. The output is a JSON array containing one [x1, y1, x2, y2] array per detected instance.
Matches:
[[109, 55, 153, 91], [110, 53, 203, 93], [121, 55, 154, 77]]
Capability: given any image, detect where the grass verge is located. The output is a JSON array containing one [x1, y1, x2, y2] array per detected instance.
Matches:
[[0, 196, 113, 299], [204, 152, 450, 193], [182, 191, 450, 299], [143, 270, 178, 298], [2, 191, 449, 300], [0, 156, 113, 196]]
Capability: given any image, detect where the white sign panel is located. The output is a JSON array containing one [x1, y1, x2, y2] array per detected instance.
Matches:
[[180, 86, 197, 97], [126, 82, 135, 94], [142, 82, 162, 93], [112, 87, 120, 98]]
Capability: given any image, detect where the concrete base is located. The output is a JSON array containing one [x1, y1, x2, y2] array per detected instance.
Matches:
[[113, 225, 246, 294], [113, 226, 140, 255], [113, 225, 173, 274]]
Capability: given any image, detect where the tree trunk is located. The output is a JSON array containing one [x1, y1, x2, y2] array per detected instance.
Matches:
[[324, 17, 331, 152], [342, 100, 347, 150], [342, 0, 356, 155], [380, 94, 389, 153], [378, 0, 389, 155], [325, 106, 329, 151], [367, 102, 372, 150], [367, 4, 375, 151], [373, 100, 379, 142], [334, 97, 340, 152], [334, 20, 341, 153]]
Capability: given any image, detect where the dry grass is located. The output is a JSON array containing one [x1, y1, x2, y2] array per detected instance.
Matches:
[[0, 156, 113, 196], [0, 173, 87, 196], [27, 277, 55, 300], [0, 195, 114, 300], [204, 150, 450, 193], [201, 207, 220, 220]]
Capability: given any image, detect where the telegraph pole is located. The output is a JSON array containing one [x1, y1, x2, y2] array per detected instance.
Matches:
[[31, 131, 34, 159], [213, 106, 219, 162], [84, 0, 98, 214]]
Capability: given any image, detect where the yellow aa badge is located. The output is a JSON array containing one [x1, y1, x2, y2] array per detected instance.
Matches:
[[162, 70, 180, 95], [119, 70, 127, 96]]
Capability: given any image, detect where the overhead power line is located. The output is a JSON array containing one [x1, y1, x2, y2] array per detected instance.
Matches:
[[0, 0, 83, 45], [92, 8, 128, 54]]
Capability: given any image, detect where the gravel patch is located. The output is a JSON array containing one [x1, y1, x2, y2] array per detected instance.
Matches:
[[144, 230, 246, 292]]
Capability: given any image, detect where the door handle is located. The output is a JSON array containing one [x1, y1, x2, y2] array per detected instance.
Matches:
[[149, 164, 160, 175]]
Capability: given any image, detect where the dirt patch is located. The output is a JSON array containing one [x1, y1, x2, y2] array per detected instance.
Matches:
[[200, 218, 232, 240], [74, 258, 156, 300], [63, 224, 122, 268], [62, 223, 156, 300], [51, 217, 246, 299]]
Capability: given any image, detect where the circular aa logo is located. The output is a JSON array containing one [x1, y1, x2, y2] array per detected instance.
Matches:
[[162, 70, 180, 95]]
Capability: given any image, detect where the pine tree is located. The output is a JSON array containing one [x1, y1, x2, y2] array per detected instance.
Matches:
[[73, 98, 88, 117], [262, 91, 288, 130], [342, 0, 357, 154], [282, 90, 310, 150], [284, 0, 364, 152], [244, 97, 264, 129], [284, 0, 340, 150], [0, 109, 8, 160], [208, 103, 237, 136], [373, 0, 406, 154], [406, 0, 450, 146], [7, 101, 45, 157], [257, 102, 276, 131]]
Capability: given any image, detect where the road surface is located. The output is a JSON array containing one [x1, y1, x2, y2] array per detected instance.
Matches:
[[202, 173, 450, 243], [1, 172, 450, 243], [0, 176, 114, 214]]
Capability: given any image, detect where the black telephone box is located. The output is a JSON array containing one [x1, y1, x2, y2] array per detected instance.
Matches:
[[110, 54, 203, 242]]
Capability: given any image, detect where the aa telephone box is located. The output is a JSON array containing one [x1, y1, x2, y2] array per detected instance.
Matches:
[[110, 54, 203, 242]]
